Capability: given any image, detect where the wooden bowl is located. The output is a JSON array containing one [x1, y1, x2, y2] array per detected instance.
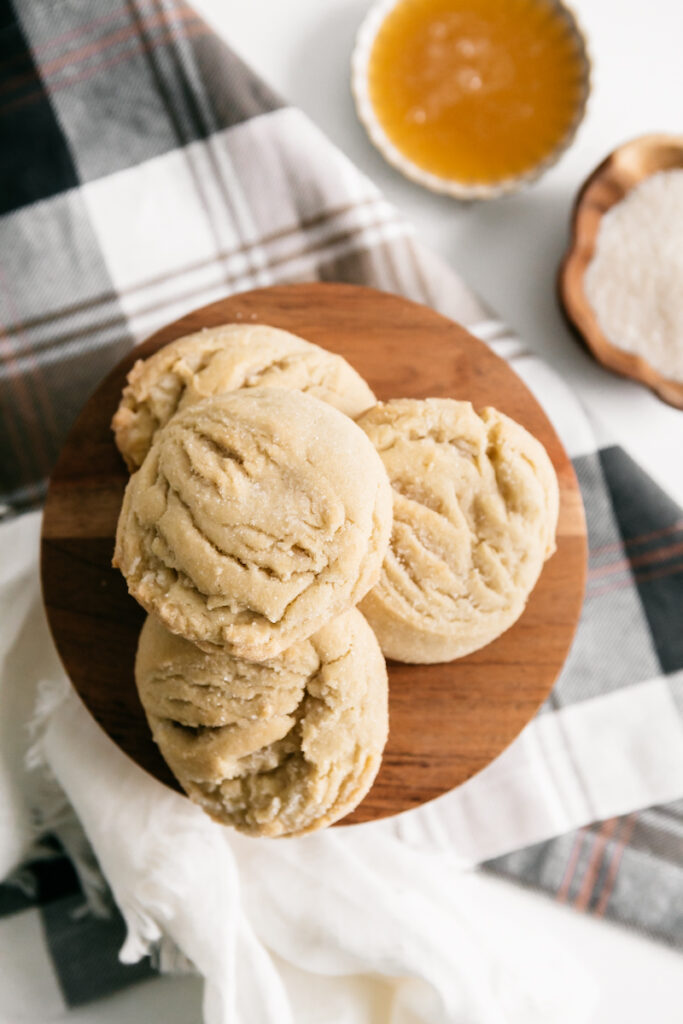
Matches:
[[41, 284, 586, 826], [559, 133, 683, 408]]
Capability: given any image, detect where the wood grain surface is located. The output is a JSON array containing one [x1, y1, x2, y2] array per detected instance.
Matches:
[[41, 283, 586, 825], [558, 133, 683, 409]]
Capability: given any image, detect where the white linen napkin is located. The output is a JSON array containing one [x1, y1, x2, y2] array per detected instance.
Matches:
[[1, 512, 597, 1024]]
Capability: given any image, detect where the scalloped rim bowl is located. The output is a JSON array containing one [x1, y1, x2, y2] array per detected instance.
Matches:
[[351, 0, 591, 200], [558, 133, 683, 409]]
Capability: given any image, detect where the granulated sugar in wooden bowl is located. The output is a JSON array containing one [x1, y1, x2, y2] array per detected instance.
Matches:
[[559, 134, 683, 408]]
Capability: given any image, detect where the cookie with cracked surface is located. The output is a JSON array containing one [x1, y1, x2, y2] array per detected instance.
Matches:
[[135, 610, 389, 836], [112, 323, 376, 470], [114, 387, 393, 661], [356, 399, 559, 663]]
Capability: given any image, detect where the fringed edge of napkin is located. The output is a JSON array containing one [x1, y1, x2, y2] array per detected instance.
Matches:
[[25, 677, 110, 916], [25, 675, 196, 975]]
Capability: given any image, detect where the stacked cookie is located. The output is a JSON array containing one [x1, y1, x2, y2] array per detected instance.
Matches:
[[112, 323, 559, 837]]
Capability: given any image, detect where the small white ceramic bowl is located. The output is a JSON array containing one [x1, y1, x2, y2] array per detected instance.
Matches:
[[351, 0, 591, 200]]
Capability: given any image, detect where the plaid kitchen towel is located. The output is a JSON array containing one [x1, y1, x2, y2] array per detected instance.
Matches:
[[0, 0, 681, 1014]]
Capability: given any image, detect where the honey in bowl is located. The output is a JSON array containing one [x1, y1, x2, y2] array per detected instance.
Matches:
[[364, 0, 588, 189]]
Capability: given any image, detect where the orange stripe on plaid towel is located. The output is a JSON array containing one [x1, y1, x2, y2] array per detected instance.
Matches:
[[8, 0, 195, 67], [573, 818, 621, 911], [590, 520, 683, 559], [0, 23, 210, 117], [588, 558, 683, 600], [593, 814, 639, 918], [635, 558, 683, 585], [556, 827, 589, 903], [588, 539, 683, 581], [0, 6, 200, 97], [1, 0, 193, 69]]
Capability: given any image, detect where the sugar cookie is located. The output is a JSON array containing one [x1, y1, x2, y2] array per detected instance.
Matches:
[[114, 388, 393, 661], [357, 399, 559, 663], [112, 324, 375, 470], [135, 610, 388, 836]]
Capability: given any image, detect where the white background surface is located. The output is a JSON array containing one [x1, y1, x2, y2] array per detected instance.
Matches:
[[37, 0, 683, 1020]]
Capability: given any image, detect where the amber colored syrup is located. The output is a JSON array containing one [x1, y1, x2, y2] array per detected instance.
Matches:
[[368, 0, 586, 183]]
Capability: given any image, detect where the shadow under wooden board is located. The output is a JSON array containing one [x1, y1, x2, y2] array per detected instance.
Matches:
[[41, 283, 587, 826]]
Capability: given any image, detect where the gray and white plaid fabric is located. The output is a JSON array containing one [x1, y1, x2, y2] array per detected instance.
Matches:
[[1, 0, 681, 1010]]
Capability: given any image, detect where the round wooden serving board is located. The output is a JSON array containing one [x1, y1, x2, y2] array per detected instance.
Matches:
[[41, 283, 586, 825]]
